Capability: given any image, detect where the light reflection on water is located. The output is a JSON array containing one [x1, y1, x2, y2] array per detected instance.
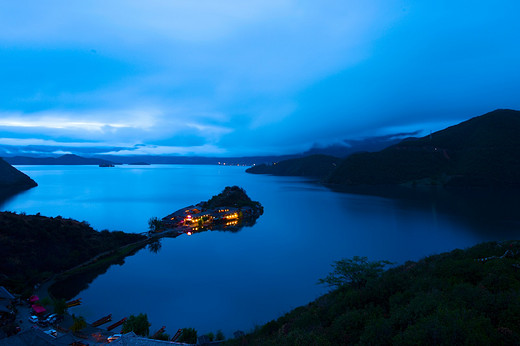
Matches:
[[2, 165, 519, 337]]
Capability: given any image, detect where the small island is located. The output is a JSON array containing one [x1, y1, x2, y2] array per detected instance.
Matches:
[[151, 186, 263, 236]]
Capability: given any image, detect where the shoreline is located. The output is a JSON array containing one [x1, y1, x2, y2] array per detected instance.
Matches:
[[14, 236, 155, 343], [46, 237, 152, 300]]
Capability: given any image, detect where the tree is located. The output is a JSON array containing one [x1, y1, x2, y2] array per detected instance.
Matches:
[[122, 313, 150, 336], [148, 217, 163, 234], [216, 330, 225, 341], [318, 256, 392, 289], [53, 298, 67, 315], [40, 297, 51, 306], [71, 314, 87, 332], [152, 332, 170, 341], [178, 327, 197, 344]]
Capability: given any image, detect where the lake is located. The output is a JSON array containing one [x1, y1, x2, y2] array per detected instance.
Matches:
[[2, 164, 520, 338]]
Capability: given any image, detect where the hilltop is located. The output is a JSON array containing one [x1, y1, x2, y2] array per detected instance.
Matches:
[[199, 186, 262, 210], [327, 109, 520, 187], [0, 158, 37, 190]]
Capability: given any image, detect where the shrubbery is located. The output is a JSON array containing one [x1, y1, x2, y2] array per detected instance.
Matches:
[[225, 241, 520, 345], [0, 211, 146, 293]]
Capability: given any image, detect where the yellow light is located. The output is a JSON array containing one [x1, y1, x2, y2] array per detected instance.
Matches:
[[187, 231, 192, 236]]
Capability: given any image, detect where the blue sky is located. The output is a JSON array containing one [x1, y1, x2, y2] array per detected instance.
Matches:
[[0, 1, 519, 157]]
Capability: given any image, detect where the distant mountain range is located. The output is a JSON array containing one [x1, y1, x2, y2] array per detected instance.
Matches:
[[1, 132, 415, 167], [3, 153, 293, 166], [5, 154, 119, 166], [4, 109, 518, 188], [249, 109, 520, 188]]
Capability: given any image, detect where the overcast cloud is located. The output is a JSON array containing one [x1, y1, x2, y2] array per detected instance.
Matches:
[[0, 1, 519, 156]]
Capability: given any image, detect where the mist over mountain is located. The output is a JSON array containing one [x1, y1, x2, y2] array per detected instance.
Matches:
[[302, 132, 420, 158]]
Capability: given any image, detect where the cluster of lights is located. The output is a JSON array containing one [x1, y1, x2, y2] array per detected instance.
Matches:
[[224, 213, 238, 220], [217, 162, 246, 166]]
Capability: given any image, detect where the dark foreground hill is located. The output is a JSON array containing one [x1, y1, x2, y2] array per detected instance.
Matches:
[[0, 158, 37, 190], [246, 155, 341, 178], [327, 109, 520, 187], [0, 212, 146, 295], [227, 241, 520, 345]]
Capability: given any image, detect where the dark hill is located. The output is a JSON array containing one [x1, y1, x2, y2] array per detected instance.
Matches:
[[0, 158, 37, 189], [0, 211, 146, 295], [327, 109, 520, 187], [246, 154, 341, 178]]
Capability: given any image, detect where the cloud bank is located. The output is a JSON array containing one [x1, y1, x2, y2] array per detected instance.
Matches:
[[1, 1, 519, 156]]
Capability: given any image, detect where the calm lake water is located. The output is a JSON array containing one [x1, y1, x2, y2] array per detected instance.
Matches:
[[2, 165, 520, 337]]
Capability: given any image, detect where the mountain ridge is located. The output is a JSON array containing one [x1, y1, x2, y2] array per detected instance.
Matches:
[[327, 109, 520, 187]]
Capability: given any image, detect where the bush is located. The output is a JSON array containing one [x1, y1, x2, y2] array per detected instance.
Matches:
[[216, 330, 225, 340], [122, 313, 150, 336], [71, 315, 86, 332], [178, 327, 197, 344], [393, 308, 495, 345]]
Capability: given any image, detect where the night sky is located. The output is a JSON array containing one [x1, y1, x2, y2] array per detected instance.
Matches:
[[1, 1, 519, 157]]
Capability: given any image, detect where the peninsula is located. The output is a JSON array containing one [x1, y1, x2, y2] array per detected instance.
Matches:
[[0, 158, 37, 190], [152, 186, 263, 236]]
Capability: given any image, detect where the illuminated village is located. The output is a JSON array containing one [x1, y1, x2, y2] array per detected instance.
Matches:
[[161, 204, 260, 234], [156, 186, 263, 235]]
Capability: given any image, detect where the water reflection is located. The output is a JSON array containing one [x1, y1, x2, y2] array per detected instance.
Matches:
[[0, 186, 34, 208], [327, 184, 520, 237], [49, 244, 146, 301], [183, 215, 259, 235], [154, 201, 263, 237], [52, 203, 262, 300], [147, 239, 162, 253]]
